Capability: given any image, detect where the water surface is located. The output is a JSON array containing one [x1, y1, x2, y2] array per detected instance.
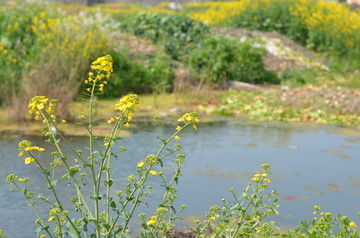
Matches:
[[1, 120, 359, 236]]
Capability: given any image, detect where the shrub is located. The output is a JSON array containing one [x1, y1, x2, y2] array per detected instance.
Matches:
[[187, 36, 278, 86], [121, 12, 209, 60], [99, 51, 174, 97], [187, 0, 360, 68], [121, 12, 278, 87], [0, 2, 115, 120]]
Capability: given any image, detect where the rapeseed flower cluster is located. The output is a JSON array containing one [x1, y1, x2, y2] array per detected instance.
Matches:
[[85, 55, 113, 93], [290, 0, 360, 48], [48, 208, 67, 223], [18, 140, 45, 157], [185, 0, 360, 62], [251, 172, 271, 183], [177, 112, 200, 124], [177, 112, 200, 133], [186, 1, 249, 25], [146, 215, 158, 226], [115, 94, 140, 122], [28, 96, 58, 121]]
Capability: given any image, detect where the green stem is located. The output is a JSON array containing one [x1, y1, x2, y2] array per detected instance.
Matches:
[[195, 219, 212, 238], [88, 80, 101, 238], [33, 155, 81, 238], [42, 113, 95, 220], [95, 113, 125, 225], [104, 123, 190, 237], [231, 183, 260, 238], [14, 182, 54, 238]]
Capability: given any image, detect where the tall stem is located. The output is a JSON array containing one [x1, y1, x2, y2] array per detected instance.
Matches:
[[43, 114, 95, 220], [231, 184, 259, 238], [32, 154, 81, 237], [88, 81, 101, 238], [14, 182, 54, 238]]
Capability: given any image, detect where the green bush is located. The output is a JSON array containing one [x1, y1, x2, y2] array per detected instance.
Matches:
[[121, 12, 209, 60], [0, 3, 46, 104], [223, 0, 360, 68], [100, 51, 174, 97], [0, 2, 113, 120], [121, 12, 278, 87], [187, 36, 279, 85]]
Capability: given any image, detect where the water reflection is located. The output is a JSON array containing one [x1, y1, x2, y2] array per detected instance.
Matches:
[[0, 120, 359, 237]]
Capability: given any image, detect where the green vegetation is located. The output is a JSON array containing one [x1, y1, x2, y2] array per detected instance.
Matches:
[[121, 12, 276, 87], [2, 57, 359, 237], [210, 89, 360, 126], [121, 12, 210, 60], [187, 36, 278, 85], [0, 1, 360, 236], [188, 0, 360, 68], [0, 0, 359, 126], [97, 51, 174, 97]]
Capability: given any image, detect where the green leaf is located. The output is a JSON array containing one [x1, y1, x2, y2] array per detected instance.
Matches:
[[66, 220, 80, 238], [105, 179, 113, 187], [110, 201, 116, 208]]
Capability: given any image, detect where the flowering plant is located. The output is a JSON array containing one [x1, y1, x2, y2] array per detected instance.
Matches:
[[5, 55, 199, 238], [2, 55, 358, 238]]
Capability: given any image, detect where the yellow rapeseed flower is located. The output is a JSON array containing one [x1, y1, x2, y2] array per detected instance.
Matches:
[[115, 94, 140, 113], [137, 161, 145, 168], [28, 96, 58, 120], [24, 157, 36, 164], [264, 178, 271, 183], [146, 216, 158, 226], [314, 205, 321, 211], [349, 221, 357, 228], [107, 117, 115, 124], [18, 178, 29, 182], [149, 170, 157, 175], [177, 112, 200, 123], [86, 55, 113, 93]]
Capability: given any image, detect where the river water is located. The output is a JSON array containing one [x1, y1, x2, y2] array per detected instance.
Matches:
[[1, 120, 360, 236]]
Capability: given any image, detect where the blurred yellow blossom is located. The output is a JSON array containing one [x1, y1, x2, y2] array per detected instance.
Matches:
[[24, 157, 36, 164], [146, 216, 158, 226], [350, 221, 357, 228], [137, 161, 145, 168]]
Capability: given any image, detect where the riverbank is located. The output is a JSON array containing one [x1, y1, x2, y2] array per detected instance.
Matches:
[[0, 88, 359, 138]]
